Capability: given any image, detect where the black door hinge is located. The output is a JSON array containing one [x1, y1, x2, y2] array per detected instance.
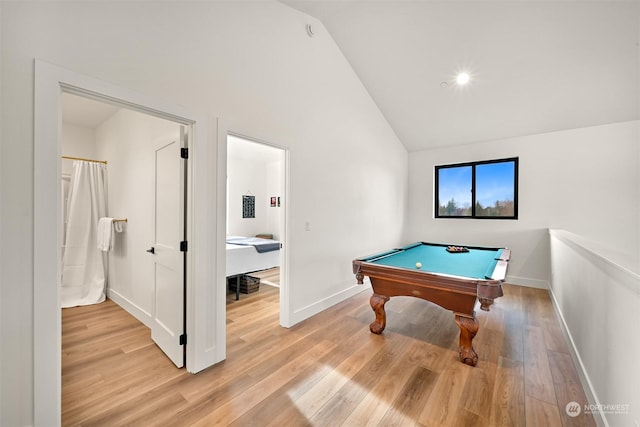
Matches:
[[180, 241, 188, 252], [179, 334, 187, 345], [181, 148, 189, 159]]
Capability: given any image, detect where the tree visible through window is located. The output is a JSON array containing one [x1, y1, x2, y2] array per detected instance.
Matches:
[[435, 158, 518, 219]]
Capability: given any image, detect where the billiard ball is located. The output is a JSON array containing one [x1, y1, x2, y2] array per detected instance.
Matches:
[[415, 262, 422, 269]]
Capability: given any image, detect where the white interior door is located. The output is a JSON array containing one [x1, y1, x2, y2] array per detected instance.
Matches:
[[150, 127, 187, 367]]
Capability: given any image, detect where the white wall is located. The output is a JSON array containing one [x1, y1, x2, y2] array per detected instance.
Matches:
[[549, 230, 640, 427], [265, 160, 283, 239], [0, 2, 407, 424], [95, 109, 180, 323], [405, 121, 640, 288], [61, 122, 96, 175]]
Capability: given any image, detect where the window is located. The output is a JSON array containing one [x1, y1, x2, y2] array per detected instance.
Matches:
[[435, 157, 518, 219]]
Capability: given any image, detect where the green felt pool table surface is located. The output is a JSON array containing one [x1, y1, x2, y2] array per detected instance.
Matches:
[[362, 242, 507, 280]]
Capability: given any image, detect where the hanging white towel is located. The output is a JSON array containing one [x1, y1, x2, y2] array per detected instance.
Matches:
[[97, 217, 114, 251], [113, 221, 124, 233]]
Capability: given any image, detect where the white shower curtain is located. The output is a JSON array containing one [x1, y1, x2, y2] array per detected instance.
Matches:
[[61, 160, 108, 308]]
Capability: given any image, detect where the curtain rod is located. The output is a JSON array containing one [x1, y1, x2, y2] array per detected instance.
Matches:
[[61, 156, 107, 164]]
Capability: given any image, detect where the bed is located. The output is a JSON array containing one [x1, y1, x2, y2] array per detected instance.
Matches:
[[226, 236, 281, 300]]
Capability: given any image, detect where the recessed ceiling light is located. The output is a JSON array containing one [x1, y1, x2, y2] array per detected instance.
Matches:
[[456, 72, 470, 86]]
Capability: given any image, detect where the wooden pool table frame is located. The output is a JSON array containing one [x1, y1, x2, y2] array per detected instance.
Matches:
[[353, 243, 510, 367]]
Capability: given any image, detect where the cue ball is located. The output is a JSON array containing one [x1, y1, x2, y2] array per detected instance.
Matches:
[[415, 262, 422, 269]]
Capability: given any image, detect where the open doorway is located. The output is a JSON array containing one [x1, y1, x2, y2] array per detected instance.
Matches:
[[34, 61, 223, 423], [61, 92, 187, 368], [225, 134, 287, 342]]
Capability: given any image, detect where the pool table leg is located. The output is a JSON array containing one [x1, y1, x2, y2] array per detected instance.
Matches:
[[478, 297, 494, 311], [369, 293, 390, 334], [454, 314, 479, 367]]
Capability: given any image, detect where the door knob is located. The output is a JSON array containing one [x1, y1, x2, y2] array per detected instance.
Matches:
[[146, 247, 155, 254]]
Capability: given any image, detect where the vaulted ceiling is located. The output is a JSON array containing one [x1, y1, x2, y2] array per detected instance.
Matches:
[[281, 1, 640, 151]]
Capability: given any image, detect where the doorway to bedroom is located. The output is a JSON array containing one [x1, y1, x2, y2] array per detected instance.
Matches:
[[225, 134, 286, 343]]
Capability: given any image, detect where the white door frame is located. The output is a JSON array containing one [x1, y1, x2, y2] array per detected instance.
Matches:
[[226, 132, 291, 327], [34, 60, 225, 425]]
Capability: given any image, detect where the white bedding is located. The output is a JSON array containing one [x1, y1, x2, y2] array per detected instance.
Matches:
[[226, 243, 280, 277]]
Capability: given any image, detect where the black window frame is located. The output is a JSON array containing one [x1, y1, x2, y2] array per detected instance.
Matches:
[[434, 157, 519, 220]]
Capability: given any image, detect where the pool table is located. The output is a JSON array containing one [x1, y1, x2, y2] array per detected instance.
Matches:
[[353, 242, 510, 367]]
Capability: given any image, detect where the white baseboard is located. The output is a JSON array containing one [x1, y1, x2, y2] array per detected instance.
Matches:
[[290, 280, 371, 326], [506, 274, 548, 289], [547, 287, 606, 427], [289, 274, 547, 326], [107, 288, 153, 330]]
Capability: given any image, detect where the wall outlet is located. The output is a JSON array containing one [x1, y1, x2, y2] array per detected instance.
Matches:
[[305, 221, 311, 231]]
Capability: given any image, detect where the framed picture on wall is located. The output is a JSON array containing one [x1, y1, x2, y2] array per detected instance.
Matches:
[[242, 195, 255, 218]]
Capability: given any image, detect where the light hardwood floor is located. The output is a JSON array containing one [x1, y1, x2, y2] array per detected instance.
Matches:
[[62, 278, 595, 426]]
